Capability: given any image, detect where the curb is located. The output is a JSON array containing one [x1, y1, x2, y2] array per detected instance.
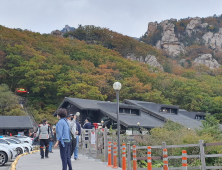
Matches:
[[10, 150, 40, 170]]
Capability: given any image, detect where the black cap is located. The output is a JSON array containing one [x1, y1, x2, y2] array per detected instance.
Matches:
[[86, 117, 90, 121]]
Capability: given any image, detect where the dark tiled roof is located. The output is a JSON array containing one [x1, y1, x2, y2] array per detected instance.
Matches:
[[58, 98, 164, 128], [0, 116, 33, 129], [98, 103, 164, 128], [179, 109, 207, 119], [56, 98, 204, 129], [123, 99, 203, 129]]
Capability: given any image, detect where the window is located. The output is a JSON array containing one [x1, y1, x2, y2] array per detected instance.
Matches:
[[119, 108, 139, 115], [195, 115, 205, 120], [160, 107, 177, 114]]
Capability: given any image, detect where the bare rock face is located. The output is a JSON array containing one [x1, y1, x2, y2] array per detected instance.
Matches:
[[186, 17, 201, 36], [202, 29, 222, 50], [201, 23, 208, 28], [194, 54, 220, 69], [157, 20, 185, 57], [127, 54, 163, 70], [51, 30, 63, 37], [147, 22, 157, 35]]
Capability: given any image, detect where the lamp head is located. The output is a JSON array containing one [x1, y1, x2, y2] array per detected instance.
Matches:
[[137, 122, 140, 126], [76, 112, 80, 116], [101, 120, 104, 124], [113, 82, 122, 91]]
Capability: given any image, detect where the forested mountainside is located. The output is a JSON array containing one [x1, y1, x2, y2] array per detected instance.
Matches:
[[1, 16, 222, 123]]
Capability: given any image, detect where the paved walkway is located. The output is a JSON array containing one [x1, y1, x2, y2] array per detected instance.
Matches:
[[16, 149, 121, 170]]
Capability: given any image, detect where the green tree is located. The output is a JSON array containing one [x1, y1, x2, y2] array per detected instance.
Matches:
[[0, 84, 18, 114]]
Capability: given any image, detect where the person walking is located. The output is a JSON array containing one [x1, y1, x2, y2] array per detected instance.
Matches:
[[67, 114, 76, 161], [48, 124, 54, 153], [74, 114, 81, 160], [83, 117, 92, 148], [54, 109, 72, 170], [36, 119, 52, 159]]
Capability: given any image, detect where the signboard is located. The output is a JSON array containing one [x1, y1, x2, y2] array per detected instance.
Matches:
[[18, 132, 24, 136], [16, 88, 28, 93], [91, 131, 96, 144]]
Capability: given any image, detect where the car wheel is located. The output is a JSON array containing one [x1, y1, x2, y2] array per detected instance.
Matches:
[[24, 147, 29, 153], [0, 151, 7, 166], [16, 147, 23, 155]]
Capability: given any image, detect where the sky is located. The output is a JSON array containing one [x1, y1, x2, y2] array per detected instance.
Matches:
[[1, 0, 222, 38]]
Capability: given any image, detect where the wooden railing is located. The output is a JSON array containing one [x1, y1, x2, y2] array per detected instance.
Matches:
[[79, 129, 222, 170]]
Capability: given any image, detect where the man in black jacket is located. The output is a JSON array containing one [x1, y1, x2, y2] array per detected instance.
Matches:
[[83, 117, 92, 148]]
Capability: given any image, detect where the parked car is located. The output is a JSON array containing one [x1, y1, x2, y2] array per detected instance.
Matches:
[[4, 138, 32, 153], [13, 135, 33, 145], [3, 145, 17, 159], [0, 138, 25, 155], [0, 145, 12, 166]]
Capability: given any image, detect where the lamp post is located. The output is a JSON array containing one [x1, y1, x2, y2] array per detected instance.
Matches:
[[113, 82, 121, 167], [137, 122, 140, 135], [101, 120, 104, 128], [76, 112, 80, 123]]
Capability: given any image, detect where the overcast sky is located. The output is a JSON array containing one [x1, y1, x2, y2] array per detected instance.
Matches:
[[1, 0, 222, 38]]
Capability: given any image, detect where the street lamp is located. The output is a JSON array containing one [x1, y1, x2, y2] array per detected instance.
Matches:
[[76, 112, 80, 122], [101, 120, 104, 128], [137, 122, 140, 135], [113, 81, 121, 167]]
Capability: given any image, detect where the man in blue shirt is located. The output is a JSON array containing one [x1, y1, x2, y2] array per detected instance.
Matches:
[[54, 109, 72, 170]]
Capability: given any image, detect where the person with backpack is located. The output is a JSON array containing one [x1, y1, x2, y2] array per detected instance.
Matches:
[[67, 114, 76, 161], [36, 119, 52, 159]]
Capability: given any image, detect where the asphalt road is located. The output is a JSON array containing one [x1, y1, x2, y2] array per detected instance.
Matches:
[[0, 161, 12, 170], [16, 149, 122, 170]]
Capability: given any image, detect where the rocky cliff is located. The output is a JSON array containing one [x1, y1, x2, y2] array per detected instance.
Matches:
[[156, 20, 185, 57], [194, 54, 220, 69], [143, 15, 222, 60], [126, 54, 163, 71]]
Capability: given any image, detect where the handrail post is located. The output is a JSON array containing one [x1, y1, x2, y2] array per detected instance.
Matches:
[[111, 144, 114, 165], [113, 142, 118, 169], [88, 130, 92, 159], [132, 145, 136, 170], [82, 129, 85, 155], [96, 129, 99, 159], [147, 146, 152, 170], [122, 143, 126, 170], [107, 141, 112, 167], [182, 150, 187, 170], [127, 143, 131, 170], [199, 140, 206, 170], [104, 128, 108, 162]]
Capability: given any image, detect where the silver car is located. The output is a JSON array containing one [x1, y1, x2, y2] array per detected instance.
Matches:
[[13, 135, 33, 145], [0, 139, 25, 156], [0, 145, 12, 166], [4, 138, 32, 153]]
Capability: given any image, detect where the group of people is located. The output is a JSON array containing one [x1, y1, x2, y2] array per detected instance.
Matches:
[[36, 108, 92, 170]]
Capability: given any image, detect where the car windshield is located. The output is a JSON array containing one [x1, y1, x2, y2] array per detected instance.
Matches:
[[11, 138, 22, 143], [14, 136, 26, 138], [0, 139, 9, 144], [5, 139, 19, 144]]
